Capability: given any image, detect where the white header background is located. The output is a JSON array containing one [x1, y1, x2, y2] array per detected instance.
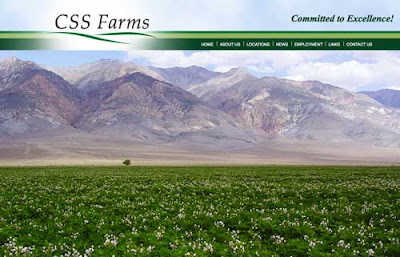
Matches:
[[0, 0, 399, 32]]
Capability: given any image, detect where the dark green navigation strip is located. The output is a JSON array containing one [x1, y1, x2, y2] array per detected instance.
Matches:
[[1, 31, 400, 50]]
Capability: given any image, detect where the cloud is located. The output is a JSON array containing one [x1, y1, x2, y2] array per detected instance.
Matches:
[[127, 50, 400, 91], [351, 51, 400, 62], [286, 57, 400, 91], [127, 50, 329, 72]]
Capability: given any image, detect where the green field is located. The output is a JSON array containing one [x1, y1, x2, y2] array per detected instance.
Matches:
[[0, 166, 399, 256]]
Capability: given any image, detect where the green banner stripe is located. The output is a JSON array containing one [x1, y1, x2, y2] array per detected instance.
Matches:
[[151, 33, 400, 39], [138, 38, 400, 50], [0, 39, 52, 49], [2, 31, 400, 39], [151, 30, 400, 33], [0, 31, 400, 50]]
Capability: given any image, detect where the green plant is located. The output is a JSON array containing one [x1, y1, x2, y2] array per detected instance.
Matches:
[[122, 159, 131, 166], [1, 166, 399, 256]]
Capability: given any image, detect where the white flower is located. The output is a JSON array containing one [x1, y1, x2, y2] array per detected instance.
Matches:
[[147, 245, 154, 253]]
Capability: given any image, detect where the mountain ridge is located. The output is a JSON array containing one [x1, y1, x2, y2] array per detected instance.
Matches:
[[360, 88, 400, 109], [1, 56, 400, 151]]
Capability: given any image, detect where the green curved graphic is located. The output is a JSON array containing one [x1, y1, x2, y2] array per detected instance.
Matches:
[[98, 32, 156, 38], [51, 32, 128, 44]]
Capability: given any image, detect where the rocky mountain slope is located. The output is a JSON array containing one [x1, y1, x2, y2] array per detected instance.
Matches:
[[1, 58, 261, 145], [361, 89, 400, 109], [0, 57, 82, 136], [49, 59, 163, 93], [2, 56, 400, 150], [78, 72, 261, 144], [150, 65, 220, 90], [184, 69, 400, 147], [188, 68, 255, 98]]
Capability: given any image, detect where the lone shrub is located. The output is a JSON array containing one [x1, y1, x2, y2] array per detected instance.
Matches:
[[123, 159, 131, 166]]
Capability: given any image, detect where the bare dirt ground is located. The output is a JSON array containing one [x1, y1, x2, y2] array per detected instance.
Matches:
[[0, 131, 399, 166]]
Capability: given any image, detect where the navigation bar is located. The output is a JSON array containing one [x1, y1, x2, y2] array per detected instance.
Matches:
[[147, 38, 399, 50]]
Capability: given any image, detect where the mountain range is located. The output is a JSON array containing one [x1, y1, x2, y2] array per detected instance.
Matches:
[[360, 89, 400, 109], [1, 56, 400, 165]]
